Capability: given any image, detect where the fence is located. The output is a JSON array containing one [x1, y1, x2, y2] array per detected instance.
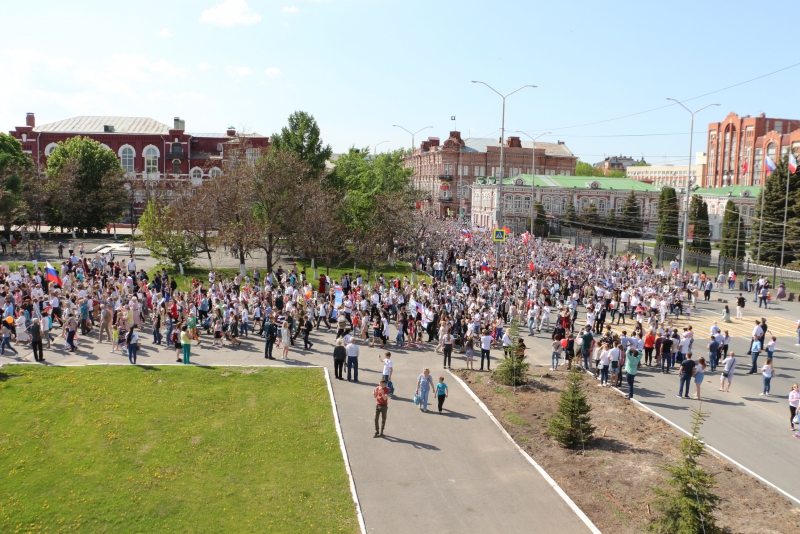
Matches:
[[559, 226, 800, 286]]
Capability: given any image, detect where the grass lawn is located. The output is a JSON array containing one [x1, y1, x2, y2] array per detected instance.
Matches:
[[147, 266, 245, 290], [0, 366, 357, 533], [292, 259, 427, 285]]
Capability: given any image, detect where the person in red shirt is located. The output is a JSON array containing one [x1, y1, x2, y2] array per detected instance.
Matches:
[[373, 378, 390, 437]]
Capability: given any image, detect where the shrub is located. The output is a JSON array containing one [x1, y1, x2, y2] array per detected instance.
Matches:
[[492, 320, 529, 386], [547, 367, 595, 448]]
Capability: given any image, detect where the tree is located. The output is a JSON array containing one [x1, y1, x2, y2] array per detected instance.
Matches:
[[649, 408, 721, 534], [138, 199, 195, 269], [603, 209, 617, 236], [45, 136, 127, 233], [619, 190, 643, 238], [575, 161, 600, 177], [631, 160, 650, 167], [290, 187, 347, 275], [719, 201, 744, 259], [532, 200, 548, 237], [754, 155, 800, 264], [0, 133, 33, 235], [606, 169, 627, 178], [655, 187, 680, 248], [581, 201, 599, 230], [493, 320, 529, 386], [562, 198, 577, 227], [170, 184, 219, 268], [547, 367, 595, 448], [687, 196, 711, 255], [270, 111, 333, 179]]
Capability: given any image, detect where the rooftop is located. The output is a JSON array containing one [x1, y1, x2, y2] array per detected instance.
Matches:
[[33, 116, 171, 134], [474, 174, 660, 191], [693, 185, 762, 198], [460, 137, 574, 157]]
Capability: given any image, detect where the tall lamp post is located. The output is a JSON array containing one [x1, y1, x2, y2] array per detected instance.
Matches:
[[516, 130, 551, 234], [666, 98, 719, 275], [393, 125, 433, 211], [373, 140, 389, 157]]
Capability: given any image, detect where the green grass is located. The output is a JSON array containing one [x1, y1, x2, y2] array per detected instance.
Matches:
[[0, 366, 357, 533], [147, 266, 245, 290], [292, 259, 422, 284], [504, 412, 529, 426]]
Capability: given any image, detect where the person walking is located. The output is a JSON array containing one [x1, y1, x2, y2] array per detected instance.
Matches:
[[126, 325, 140, 365], [789, 384, 800, 432], [707, 335, 719, 373], [479, 329, 493, 371], [416, 368, 434, 412], [719, 351, 736, 392], [281, 319, 290, 360], [694, 357, 706, 399], [678, 351, 696, 399], [760, 358, 774, 396], [180, 325, 191, 364], [378, 351, 394, 394], [624, 347, 641, 399], [29, 318, 44, 362], [435, 376, 449, 413], [264, 316, 277, 359], [748, 335, 762, 374], [373, 378, 390, 437], [302, 315, 314, 350], [736, 293, 746, 320], [442, 330, 454, 369], [346, 338, 359, 382], [332, 339, 346, 380]]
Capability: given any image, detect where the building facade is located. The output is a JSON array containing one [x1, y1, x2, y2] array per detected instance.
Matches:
[[470, 174, 661, 234], [593, 155, 646, 174], [406, 131, 577, 218], [8, 113, 269, 218], [692, 186, 760, 241], [705, 112, 800, 188], [627, 155, 706, 189]]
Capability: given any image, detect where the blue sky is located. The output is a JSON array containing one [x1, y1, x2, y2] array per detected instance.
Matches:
[[2, 0, 799, 166]]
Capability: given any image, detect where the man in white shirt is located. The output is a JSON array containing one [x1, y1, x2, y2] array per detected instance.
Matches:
[[480, 330, 494, 371], [346, 339, 360, 382], [378, 351, 394, 394]]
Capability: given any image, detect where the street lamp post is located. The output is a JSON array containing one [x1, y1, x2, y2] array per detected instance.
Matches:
[[373, 140, 389, 157], [666, 98, 720, 275], [472, 81, 536, 268], [393, 125, 433, 211], [516, 130, 551, 235]]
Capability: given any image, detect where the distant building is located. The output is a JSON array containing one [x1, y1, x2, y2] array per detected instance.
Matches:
[[470, 174, 660, 234], [407, 132, 577, 218], [593, 155, 646, 174], [627, 154, 706, 189], [705, 112, 800, 188], [692, 185, 760, 241], [8, 113, 269, 219]]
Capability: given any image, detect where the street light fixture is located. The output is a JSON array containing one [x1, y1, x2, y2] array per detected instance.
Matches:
[[373, 140, 389, 156], [392, 124, 433, 161], [516, 130, 551, 234], [666, 98, 719, 275]]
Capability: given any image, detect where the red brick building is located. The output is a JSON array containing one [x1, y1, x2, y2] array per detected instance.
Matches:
[[406, 131, 577, 217], [8, 113, 269, 219], [705, 112, 800, 188]]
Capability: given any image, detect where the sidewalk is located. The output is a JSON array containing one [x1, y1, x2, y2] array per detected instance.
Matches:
[[3, 325, 593, 533]]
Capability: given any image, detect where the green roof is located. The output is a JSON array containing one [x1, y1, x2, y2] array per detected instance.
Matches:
[[476, 174, 660, 191], [693, 185, 761, 198]]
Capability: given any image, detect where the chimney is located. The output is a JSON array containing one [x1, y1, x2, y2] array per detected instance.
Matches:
[[26, 113, 35, 127], [173, 117, 185, 130], [226, 126, 236, 137]]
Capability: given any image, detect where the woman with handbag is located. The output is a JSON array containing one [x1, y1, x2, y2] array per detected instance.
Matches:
[[719, 351, 736, 393], [415, 368, 435, 412], [789, 384, 800, 433]]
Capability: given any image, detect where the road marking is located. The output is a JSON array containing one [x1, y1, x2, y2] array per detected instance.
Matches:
[[448, 370, 602, 534]]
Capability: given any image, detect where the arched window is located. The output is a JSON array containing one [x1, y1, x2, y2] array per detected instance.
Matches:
[[523, 196, 531, 211], [119, 146, 135, 173], [504, 195, 513, 211], [513, 195, 522, 211], [543, 198, 551, 212], [44, 143, 58, 157], [598, 199, 607, 212], [144, 146, 159, 174], [209, 167, 222, 178], [172, 159, 181, 174]]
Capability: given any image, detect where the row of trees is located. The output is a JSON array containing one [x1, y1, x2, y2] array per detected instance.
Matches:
[[561, 189, 643, 238], [654, 186, 713, 255], [750, 155, 800, 265], [140, 111, 420, 276], [0, 133, 129, 236]]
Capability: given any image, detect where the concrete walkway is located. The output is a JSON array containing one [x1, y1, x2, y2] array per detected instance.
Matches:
[[3, 324, 593, 533]]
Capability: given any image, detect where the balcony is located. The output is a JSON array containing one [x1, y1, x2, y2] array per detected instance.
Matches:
[[166, 150, 186, 159], [439, 194, 454, 202], [439, 174, 454, 182]]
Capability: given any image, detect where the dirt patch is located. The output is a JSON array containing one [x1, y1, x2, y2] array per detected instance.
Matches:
[[241, 369, 259, 375], [220, 371, 232, 376], [456, 369, 800, 534]]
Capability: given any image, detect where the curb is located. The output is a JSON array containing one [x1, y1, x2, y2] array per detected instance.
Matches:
[[448, 370, 602, 534]]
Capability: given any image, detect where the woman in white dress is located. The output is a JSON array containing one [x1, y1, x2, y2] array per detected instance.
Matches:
[[15, 314, 30, 345]]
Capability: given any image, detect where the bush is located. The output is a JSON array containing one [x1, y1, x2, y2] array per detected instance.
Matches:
[[492, 320, 529, 386], [649, 408, 721, 533], [547, 367, 595, 448]]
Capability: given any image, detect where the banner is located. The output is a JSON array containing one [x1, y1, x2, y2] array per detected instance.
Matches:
[[334, 285, 343, 305], [687, 224, 695, 243]]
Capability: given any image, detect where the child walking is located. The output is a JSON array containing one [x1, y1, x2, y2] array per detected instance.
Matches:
[[435, 376, 449, 413]]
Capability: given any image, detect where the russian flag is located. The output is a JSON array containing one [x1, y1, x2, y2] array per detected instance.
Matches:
[[790, 153, 798, 174], [765, 156, 777, 177], [480, 260, 491, 271], [461, 229, 471, 238], [45, 262, 61, 287]]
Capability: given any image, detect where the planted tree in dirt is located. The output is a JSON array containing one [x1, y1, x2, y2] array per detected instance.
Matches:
[[547, 367, 595, 448], [492, 320, 529, 386], [648, 407, 721, 534]]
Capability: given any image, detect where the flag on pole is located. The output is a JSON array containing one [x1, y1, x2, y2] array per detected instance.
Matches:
[[461, 229, 472, 238], [789, 153, 798, 174], [765, 156, 777, 177], [45, 262, 61, 287], [742, 160, 749, 174], [480, 260, 491, 272]]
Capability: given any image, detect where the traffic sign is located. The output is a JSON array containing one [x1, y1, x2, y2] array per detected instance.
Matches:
[[492, 229, 506, 242]]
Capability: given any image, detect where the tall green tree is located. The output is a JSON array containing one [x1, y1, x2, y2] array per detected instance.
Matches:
[[575, 161, 600, 177], [649, 408, 721, 534], [581, 200, 599, 230], [532, 200, 548, 237], [45, 136, 127, 233], [603, 208, 617, 236], [655, 187, 680, 247], [619, 190, 643, 238], [0, 133, 33, 235], [754, 155, 800, 264], [719, 201, 744, 259], [270, 111, 333, 179], [562, 198, 577, 227], [138, 199, 195, 269], [687, 196, 711, 255]]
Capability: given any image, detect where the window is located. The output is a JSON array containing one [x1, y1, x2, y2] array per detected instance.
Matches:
[[561, 198, 568, 213], [172, 142, 183, 155], [210, 167, 222, 178], [246, 148, 261, 165], [44, 143, 58, 157], [475, 166, 485, 177], [511, 168, 521, 176], [172, 159, 181, 174], [144, 146, 159, 174], [444, 164, 453, 175], [513, 195, 522, 210], [543, 198, 551, 212], [504, 195, 512, 211], [523, 196, 531, 211], [598, 199, 607, 212], [191, 168, 203, 183]]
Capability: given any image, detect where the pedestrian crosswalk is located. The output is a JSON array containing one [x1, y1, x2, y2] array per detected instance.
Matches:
[[660, 310, 797, 339]]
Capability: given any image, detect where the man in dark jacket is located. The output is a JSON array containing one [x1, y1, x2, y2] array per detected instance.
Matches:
[[264, 317, 277, 359], [30, 318, 44, 362]]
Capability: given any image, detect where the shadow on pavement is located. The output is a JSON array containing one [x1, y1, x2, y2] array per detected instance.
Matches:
[[741, 396, 779, 404], [641, 401, 690, 411], [440, 409, 476, 420], [380, 435, 440, 450], [698, 397, 745, 407]]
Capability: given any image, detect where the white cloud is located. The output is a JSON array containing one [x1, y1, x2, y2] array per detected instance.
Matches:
[[226, 65, 253, 76], [283, 6, 298, 13], [200, 0, 261, 27], [198, 62, 211, 71], [264, 67, 281, 77], [160, 28, 172, 37]]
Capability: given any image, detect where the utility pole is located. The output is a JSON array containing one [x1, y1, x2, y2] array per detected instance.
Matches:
[[516, 131, 551, 235]]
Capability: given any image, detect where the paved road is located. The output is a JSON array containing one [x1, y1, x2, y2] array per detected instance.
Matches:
[[520, 290, 800, 504], [2, 323, 593, 533]]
